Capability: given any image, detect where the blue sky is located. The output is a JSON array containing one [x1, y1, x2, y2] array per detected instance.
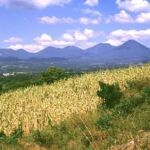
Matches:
[[0, 0, 150, 52]]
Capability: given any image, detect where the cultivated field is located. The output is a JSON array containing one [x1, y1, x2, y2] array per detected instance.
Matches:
[[0, 64, 150, 135]]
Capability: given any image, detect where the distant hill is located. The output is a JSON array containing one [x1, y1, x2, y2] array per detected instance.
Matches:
[[34, 46, 83, 58], [0, 48, 33, 59], [0, 40, 150, 71]]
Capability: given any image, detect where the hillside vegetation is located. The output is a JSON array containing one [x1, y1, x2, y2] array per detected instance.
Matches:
[[0, 64, 150, 149], [0, 64, 150, 134], [0, 67, 76, 93]]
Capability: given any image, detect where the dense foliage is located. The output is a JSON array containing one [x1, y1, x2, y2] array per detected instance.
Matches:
[[0, 67, 76, 93], [40, 67, 67, 84], [97, 82, 123, 108]]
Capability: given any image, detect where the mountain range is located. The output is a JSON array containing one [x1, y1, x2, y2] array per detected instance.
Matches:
[[0, 40, 150, 71]]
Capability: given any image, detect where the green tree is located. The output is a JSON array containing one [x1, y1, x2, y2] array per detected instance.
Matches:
[[41, 67, 66, 84]]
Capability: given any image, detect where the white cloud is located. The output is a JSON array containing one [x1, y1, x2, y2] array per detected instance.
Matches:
[[40, 16, 75, 24], [40, 16, 100, 25], [4, 37, 23, 43], [74, 31, 87, 41], [34, 33, 53, 46], [79, 17, 99, 25], [85, 0, 99, 7], [9, 44, 44, 52], [72, 29, 98, 48], [63, 28, 96, 42], [40, 16, 59, 24], [0, 0, 71, 9], [81, 41, 97, 48], [81, 8, 101, 17], [83, 29, 94, 38], [62, 33, 74, 41], [9, 44, 24, 50], [8, 29, 100, 52], [114, 10, 134, 23], [34, 33, 75, 49], [108, 10, 150, 24], [136, 12, 150, 23], [107, 29, 150, 45], [51, 40, 75, 47], [116, 0, 150, 12]]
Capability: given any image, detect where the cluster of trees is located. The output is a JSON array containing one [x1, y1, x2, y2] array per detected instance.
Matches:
[[0, 67, 78, 94]]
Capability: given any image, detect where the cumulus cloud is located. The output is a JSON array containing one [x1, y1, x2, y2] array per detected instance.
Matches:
[[34, 33, 53, 46], [9, 44, 44, 52], [114, 10, 134, 23], [8, 33, 73, 52], [85, 0, 99, 7], [40, 16, 100, 25], [74, 31, 88, 41], [62, 33, 74, 41], [65, 29, 95, 41], [136, 12, 150, 23], [106, 29, 150, 45], [79, 17, 100, 25], [84, 28, 94, 38], [109, 10, 150, 24], [4, 37, 23, 43], [8, 29, 100, 52], [40, 16, 75, 24], [81, 8, 101, 17], [116, 0, 150, 12], [0, 0, 71, 9]]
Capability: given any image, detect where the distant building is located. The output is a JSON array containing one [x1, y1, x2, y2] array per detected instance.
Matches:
[[2, 72, 27, 77], [3, 73, 15, 77]]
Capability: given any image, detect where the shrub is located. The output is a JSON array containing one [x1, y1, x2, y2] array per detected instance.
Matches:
[[33, 130, 54, 147], [33, 122, 71, 148], [113, 100, 136, 117], [40, 67, 66, 84], [96, 114, 113, 130], [142, 87, 150, 104], [97, 82, 123, 108]]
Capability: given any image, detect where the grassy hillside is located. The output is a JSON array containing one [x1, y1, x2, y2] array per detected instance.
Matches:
[[0, 64, 150, 149], [0, 64, 150, 136]]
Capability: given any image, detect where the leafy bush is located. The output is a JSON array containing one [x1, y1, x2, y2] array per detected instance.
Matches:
[[41, 67, 66, 84], [33, 122, 71, 148], [113, 95, 144, 117], [142, 87, 150, 104], [113, 100, 136, 117], [96, 114, 113, 130], [97, 82, 123, 108], [33, 130, 54, 147]]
